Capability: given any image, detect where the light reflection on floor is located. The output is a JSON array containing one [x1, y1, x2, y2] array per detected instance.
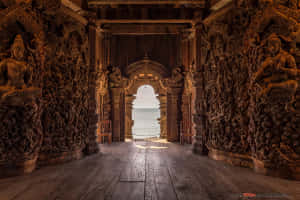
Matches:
[[135, 144, 168, 149], [145, 138, 170, 144]]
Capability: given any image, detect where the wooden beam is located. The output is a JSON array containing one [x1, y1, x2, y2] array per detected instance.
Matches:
[[97, 19, 194, 24], [88, 0, 205, 6], [100, 24, 190, 35]]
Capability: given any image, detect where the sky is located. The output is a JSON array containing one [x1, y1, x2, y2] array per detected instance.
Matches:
[[132, 85, 160, 108]]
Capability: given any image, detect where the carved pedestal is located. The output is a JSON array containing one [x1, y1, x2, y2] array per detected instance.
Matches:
[[250, 92, 300, 180], [192, 114, 209, 155], [0, 90, 42, 177], [85, 71, 100, 155], [85, 112, 100, 155]]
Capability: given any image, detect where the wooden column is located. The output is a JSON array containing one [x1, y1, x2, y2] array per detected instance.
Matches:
[[125, 95, 135, 139], [85, 23, 100, 154], [192, 25, 208, 155], [111, 88, 125, 142], [180, 28, 196, 144], [167, 88, 182, 142], [181, 92, 193, 144], [96, 29, 112, 144], [158, 95, 167, 139]]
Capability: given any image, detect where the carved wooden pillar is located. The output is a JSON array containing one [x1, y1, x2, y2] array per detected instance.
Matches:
[[192, 25, 208, 155], [179, 26, 196, 144], [85, 23, 100, 154], [96, 29, 111, 144], [103, 93, 111, 120], [167, 88, 182, 142], [181, 92, 193, 144], [97, 29, 112, 68], [125, 95, 135, 139], [158, 95, 167, 139], [96, 30, 103, 122], [111, 88, 125, 142]]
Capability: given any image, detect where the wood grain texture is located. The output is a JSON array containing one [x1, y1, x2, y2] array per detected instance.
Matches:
[[0, 140, 299, 200]]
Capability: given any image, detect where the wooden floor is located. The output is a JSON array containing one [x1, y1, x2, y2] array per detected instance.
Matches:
[[0, 139, 299, 200]]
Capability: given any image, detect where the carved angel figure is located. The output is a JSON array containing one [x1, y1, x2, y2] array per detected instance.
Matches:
[[184, 67, 194, 93], [169, 67, 183, 87], [253, 33, 300, 98], [109, 66, 122, 88], [98, 65, 109, 93]]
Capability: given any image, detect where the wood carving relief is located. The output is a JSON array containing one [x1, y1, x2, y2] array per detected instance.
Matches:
[[0, 34, 42, 176], [0, 1, 98, 175], [193, 0, 300, 179]]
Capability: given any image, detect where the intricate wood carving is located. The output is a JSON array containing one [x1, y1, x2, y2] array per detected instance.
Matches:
[[0, 2, 99, 176], [192, 0, 300, 180], [0, 34, 42, 176]]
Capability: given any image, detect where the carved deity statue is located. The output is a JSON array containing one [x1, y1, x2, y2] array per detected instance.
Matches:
[[98, 65, 109, 94], [0, 35, 31, 89], [254, 33, 300, 99], [0, 35, 40, 105], [169, 67, 183, 87], [109, 66, 122, 88], [183, 66, 194, 94]]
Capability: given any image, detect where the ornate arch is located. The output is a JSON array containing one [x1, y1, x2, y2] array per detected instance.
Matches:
[[125, 57, 169, 79], [123, 58, 168, 139]]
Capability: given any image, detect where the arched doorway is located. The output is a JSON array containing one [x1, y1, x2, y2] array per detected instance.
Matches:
[[123, 57, 168, 140], [109, 57, 183, 142], [132, 85, 160, 139]]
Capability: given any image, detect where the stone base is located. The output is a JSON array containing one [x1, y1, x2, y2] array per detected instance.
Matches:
[[207, 148, 300, 181], [38, 149, 83, 166], [0, 156, 38, 178]]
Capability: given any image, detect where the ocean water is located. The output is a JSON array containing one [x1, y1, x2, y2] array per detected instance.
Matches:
[[132, 108, 160, 139]]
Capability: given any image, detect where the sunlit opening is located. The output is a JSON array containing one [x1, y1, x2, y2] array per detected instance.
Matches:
[[132, 85, 160, 139]]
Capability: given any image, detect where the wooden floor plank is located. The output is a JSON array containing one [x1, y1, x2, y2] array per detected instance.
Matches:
[[0, 140, 299, 200], [110, 182, 145, 200], [119, 149, 146, 182]]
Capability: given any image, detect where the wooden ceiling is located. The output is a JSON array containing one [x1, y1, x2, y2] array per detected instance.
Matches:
[[63, 0, 232, 35], [88, 0, 206, 6]]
